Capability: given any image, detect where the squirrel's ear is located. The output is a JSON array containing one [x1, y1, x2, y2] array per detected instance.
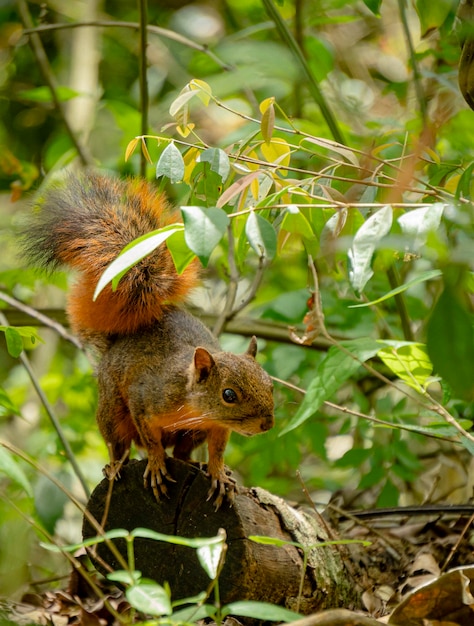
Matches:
[[194, 347, 215, 382], [246, 336, 258, 358]]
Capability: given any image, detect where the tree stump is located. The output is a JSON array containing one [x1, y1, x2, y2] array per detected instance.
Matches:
[[82, 459, 360, 614]]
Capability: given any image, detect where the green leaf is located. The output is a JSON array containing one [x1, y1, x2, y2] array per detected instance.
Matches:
[[4, 327, 24, 358], [260, 97, 275, 143], [348, 205, 392, 294], [0, 387, 20, 417], [224, 601, 302, 622], [197, 147, 230, 182], [166, 229, 197, 274], [306, 37, 334, 82], [126, 582, 172, 617], [362, 0, 382, 15], [171, 604, 215, 622], [93, 225, 183, 300], [156, 142, 185, 183], [281, 338, 381, 434], [181, 206, 229, 266], [245, 212, 277, 260], [377, 341, 433, 392], [197, 540, 225, 579], [131, 527, 224, 549], [19, 86, 79, 102], [427, 286, 474, 400], [249, 535, 297, 548], [41, 528, 130, 552], [0, 446, 32, 497], [169, 89, 201, 117], [281, 205, 314, 238], [456, 162, 474, 201], [107, 569, 141, 585], [0, 325, 43, 356], [349, 269, 442, 308], [397, 204, 445, 250], [415, 0, 454, 36]]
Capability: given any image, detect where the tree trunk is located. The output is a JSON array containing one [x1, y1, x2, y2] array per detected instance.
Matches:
[[82, 458, 360, 614]]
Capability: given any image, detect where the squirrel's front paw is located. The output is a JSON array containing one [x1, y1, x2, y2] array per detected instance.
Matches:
[[207, 470, 237, 510], [143, 454, 176, 501]]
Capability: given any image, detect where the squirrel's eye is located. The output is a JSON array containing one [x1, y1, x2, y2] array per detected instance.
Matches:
[[222, 388, 238, 404]]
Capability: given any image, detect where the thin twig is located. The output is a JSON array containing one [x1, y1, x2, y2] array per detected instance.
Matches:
[[21, 20, 233, 72], [231, 255, 267, 316], [386, 265, 414, 342], [261, 0, 345, 144], [213, 224, 240, 336], [0, 291, 82, 349], [137, 0, 149, 177], [16, 0, 92, 167]]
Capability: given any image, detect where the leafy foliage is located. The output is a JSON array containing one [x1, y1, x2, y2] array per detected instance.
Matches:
[[0, 0, 472, 611]]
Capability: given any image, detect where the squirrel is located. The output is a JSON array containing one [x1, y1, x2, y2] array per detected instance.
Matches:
[[22, 172, 274, 508]]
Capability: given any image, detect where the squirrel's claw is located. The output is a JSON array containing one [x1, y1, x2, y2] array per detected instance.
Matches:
[[143, 454, 176, 501], [207, 472, 237, 510], [103, 460, 123, 481]]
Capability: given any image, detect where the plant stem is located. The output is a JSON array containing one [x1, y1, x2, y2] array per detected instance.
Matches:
[[397, 0, 427, 124], [137, 0, 149, 177], [261, 0, 345, 144], [387, 265, 414, 341]]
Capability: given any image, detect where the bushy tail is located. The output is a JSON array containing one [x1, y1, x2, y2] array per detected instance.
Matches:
[[22, 172, 198, 336]]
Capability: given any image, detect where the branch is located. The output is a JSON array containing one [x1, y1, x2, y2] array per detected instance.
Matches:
[[21, 20, 233, 72], [0, 291, 82, 349]]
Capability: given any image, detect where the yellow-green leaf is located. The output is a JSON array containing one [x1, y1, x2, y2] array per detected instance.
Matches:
[[261, 138, 291, 169]]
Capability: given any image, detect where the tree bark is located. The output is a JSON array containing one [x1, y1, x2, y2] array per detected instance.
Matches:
[[82, 458, 360, 614]]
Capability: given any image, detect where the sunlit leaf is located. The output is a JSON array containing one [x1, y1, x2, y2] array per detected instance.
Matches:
[[19, 86, 79, 102], [197, 540, 225, 579], [302, 136, 359, 167], [415, 0, 454, 36], [189, 78, 212, 105], [124, 137, 139, 161], [260, 97, 275, 143], [169, 89, 200, 118], [127, 583, 172, 617], [348, 205, 392, 294], [260, 138, 291, 169], [377, 341, 433, 392], [93, 225, 184, 299], [397, 204, 445, 250]]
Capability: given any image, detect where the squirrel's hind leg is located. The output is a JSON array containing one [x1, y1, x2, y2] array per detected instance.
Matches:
[[103, 444, 130, 481]]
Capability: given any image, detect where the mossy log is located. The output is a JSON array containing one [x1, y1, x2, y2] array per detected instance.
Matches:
[[82, 458, 360, 614]]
